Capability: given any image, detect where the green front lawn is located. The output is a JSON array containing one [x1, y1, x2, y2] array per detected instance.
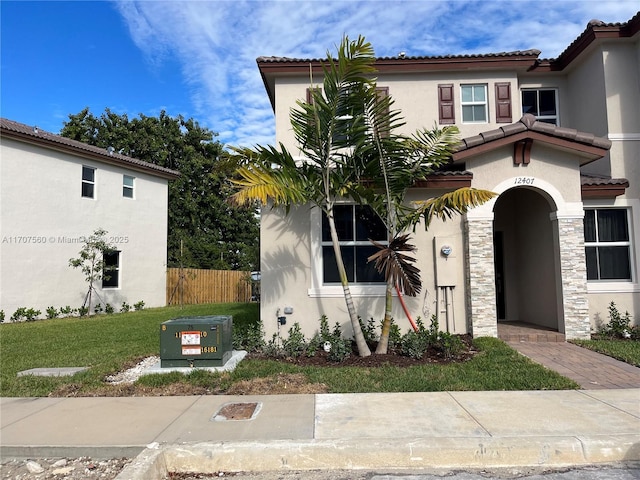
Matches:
[[0, 303, 579, 396]]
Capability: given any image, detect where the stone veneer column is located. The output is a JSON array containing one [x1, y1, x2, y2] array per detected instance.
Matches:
[[464, 218, 498, 337], [555, 215, 591, 340]]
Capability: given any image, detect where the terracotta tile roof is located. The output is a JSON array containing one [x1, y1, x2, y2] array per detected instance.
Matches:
[[1, 118, 180, 180], [535, 12, 640, 68], [580, 173, 629, 186], [454, 114, 612, 152], [257, 50, 541, 64]]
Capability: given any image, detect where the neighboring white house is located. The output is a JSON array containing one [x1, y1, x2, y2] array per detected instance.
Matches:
[[0, 118, 180, 318], [256, 13, 639, 340]]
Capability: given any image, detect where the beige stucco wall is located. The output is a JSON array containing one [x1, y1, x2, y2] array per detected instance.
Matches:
[[266, 43, 640, 338], [273, 72, 520, 151], [259, 196, 468, 340], [0, 138, 170, 317]]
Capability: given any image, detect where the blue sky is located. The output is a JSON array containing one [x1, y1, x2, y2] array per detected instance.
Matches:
[[1, 1, 638, 148]]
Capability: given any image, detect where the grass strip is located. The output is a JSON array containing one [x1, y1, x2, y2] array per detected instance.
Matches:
[[571, 339, 640, 367]]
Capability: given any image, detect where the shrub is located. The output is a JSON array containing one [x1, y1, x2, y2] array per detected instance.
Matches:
[[327, 336, 351, 362], [59, 306, 74, 317], [359, 316, 378, 344], [78, 306, 89, 317], [134, 301, 145, 311], [10, 307, 27, 322], [599, 302, 634, 339], [234, 320, 265, 352], [94, 303, 104, 314], [0, 310, 4, 323], [282, 322, 306, 358], [387, 319, 402, 351], [400, 330, 429, 359], [263, 333, 282, 357], [46, 306, 59, 319], [120, 302, 131, 313], [10, 307, 40, 322], [437, 332, 464, 359], [104, 303, 115, 314]]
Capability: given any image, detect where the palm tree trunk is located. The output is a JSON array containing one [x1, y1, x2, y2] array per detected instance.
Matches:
[[327, 209, 371, 357], [375, 282, 394, 353]]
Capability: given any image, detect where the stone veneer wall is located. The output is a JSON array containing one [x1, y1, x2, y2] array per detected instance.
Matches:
[[464, 219, 498, 337], [556, 216, 591, 339]]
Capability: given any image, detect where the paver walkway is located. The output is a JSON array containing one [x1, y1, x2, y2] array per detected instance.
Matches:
[[507, 341, 640, 389]]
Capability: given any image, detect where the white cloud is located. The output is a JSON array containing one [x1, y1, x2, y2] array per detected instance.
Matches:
[[114, 0, 639, 146]]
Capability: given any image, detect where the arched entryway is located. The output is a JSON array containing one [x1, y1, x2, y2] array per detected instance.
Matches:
[[492, 187, 561, 332]]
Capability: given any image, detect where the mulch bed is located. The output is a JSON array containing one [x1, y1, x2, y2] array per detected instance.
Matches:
[[250, 334, 478, 368]]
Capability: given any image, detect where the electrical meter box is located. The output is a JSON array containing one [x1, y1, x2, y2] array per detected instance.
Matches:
[[160, 315, 233, 367]]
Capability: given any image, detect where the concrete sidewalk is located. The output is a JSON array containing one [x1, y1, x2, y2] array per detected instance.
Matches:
[[2, 389, 640, 475]]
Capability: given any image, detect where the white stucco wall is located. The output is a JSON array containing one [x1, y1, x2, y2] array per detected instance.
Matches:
[[0, 138, 170, 318]]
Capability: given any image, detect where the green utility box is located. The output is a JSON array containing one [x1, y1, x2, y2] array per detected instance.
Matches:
[[160, 315, 233, 367]]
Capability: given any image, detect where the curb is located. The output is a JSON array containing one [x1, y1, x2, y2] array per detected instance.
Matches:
[[114, 435, 640, 479]]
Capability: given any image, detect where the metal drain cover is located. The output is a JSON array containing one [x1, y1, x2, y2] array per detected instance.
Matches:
[[212, 402, 261, 421]]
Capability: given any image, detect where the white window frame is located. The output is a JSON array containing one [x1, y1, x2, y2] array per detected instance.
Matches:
[[123, 175, 135, 198], [584, 207, 633, 283], [521, 88, 559, 125], [308, 206, 388, 298], [460, 84, 488, 123], [82, 165, 95, 199]]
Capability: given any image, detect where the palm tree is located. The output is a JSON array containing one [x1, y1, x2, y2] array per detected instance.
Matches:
[[358, 88, 496, 353], [230, 36, 378, 357], [231, 34, 495, 357]]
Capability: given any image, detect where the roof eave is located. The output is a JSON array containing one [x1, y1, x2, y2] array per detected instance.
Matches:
[[2, 128, 181, 180]]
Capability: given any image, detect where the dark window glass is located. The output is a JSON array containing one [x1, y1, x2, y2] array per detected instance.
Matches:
[[322, 205, 353, 242], [583, 210, 596, 242], [355, 245, 385, 282], [585, 246, 598, 280], [538, 90, 557, 116], [521, 90, 537, 115], [82, 167, 94, 182], [355, 205, 386, 241], [584, 209, 631, 281], [322, 205, 386, 284], [598, 247, 631, 280], [102, 251, 120, 288], [82, 183, 94, 198], [597, 209, 629, 242], [323, 245, 354, 283]]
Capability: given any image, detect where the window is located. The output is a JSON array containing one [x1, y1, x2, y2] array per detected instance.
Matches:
[[521, 89, 558, 124], [461, 84, 487, 123], [123, 175, 134, 198], [584, 209, 631, 281], [321, 205, 386, 284], [82, 166, 95, 198], [102, 251, 120, 288]]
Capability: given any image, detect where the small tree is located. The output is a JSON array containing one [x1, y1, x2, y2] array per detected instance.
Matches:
[[69, 228, 116, 316]]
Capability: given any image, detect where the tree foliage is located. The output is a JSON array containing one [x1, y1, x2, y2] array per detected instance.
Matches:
[[61, 109, 259, 270], [68, 228, 116, 315]]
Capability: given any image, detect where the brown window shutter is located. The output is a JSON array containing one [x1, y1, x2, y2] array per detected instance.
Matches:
[[306, 87, 315, 104], [375, 87, 390, 137], [438, 84, 455, 124], [495, 83, 512, 123]]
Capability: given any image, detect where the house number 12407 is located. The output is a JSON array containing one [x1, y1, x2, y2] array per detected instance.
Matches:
[[514, 177, 535, 185]]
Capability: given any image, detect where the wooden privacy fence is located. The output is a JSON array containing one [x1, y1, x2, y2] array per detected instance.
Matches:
[[166, 268, 252, 305]]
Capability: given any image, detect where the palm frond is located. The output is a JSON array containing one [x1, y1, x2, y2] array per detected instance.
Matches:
[[403, 187, 497, 231], [368, 234, 421, 296]]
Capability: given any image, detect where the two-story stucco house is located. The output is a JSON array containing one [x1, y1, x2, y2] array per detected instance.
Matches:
[[0, 118, 180, 318], [255, 13, 639, 340]]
